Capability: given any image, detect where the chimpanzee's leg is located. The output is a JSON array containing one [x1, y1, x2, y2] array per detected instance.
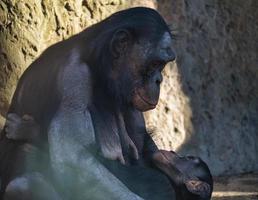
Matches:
[[0, 141, 58, 200], [99, 157, 176, 200], [4, 172, 62, 200]]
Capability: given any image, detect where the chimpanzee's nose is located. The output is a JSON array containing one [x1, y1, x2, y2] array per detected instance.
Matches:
[[167, 47, 176, 62], [154, 73, 163, 85]]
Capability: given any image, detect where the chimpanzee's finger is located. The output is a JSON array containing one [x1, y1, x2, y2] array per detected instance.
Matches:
[[5, 126, 9, 133], [129, 139, 139, 160], [117, 154, 126, 165], [5, 118, 19, 128], [6, 113, 21, 122]]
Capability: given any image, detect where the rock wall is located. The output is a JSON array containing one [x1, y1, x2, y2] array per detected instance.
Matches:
[[145, 0, 258, 175], [0, 0, 258, 176]]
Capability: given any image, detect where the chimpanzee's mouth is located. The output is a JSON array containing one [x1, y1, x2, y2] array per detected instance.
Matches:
[[137, 92, 156, 108]]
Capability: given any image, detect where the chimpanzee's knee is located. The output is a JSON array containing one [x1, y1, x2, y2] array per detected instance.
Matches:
[[4, 172, 62, 200]]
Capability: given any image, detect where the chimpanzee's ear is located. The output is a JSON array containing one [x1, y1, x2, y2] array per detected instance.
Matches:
[[110, 29, 132, 58], [185, 179, 211, 199]]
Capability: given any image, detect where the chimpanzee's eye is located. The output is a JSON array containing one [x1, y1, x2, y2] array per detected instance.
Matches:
[[151, 60, 166, 71], [152, 60, 164, 68], [186, 156, 201, 165]]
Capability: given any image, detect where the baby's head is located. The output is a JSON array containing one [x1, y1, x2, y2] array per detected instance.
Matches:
[[153, 150, 213, 200]]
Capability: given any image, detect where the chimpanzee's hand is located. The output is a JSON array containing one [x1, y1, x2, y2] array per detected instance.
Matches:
[[5, 113, 39, 141]]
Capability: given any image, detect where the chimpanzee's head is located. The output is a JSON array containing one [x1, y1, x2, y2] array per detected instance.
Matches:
[[153, 150, 213, 200], [90, 7, 175, 111]]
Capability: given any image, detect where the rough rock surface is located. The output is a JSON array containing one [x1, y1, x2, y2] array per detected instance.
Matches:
[[145, 0, 258, 175], [0, 114, 4, 131], [0, 0, 258, 176], [212, 173, 258, 200]]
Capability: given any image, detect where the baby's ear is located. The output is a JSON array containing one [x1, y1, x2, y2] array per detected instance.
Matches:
[[185, 179, 211, 199]]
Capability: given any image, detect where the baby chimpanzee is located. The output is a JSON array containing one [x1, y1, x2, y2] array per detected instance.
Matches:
[[4, 113, 213, 200], [152, 150, 213, 200]]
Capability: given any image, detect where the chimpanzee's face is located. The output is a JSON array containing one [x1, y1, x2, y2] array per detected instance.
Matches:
[[152, 150, 213, 199], [110, 30, 175, 110], [156, 150, 211, 183], [167, 151, 207, 178], [129, 32, 176, 111]]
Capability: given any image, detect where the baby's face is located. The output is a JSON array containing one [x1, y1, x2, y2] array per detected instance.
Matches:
[[153, 150, 209, 182], [168, 151, 203, 176], [152, 150, 213, 199]]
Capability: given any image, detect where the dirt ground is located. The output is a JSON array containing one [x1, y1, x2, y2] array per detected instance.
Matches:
[[212, 173, 258, 200]]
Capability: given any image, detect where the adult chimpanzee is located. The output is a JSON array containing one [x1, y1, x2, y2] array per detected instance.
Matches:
[[3, 113, 213, 200], [0, 7, 212, 200]]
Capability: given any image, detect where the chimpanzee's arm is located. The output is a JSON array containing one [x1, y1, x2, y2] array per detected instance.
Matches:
[[123, 109, 158, 163], [124, 111, 188, 188], [48, 60, 143, 200]]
